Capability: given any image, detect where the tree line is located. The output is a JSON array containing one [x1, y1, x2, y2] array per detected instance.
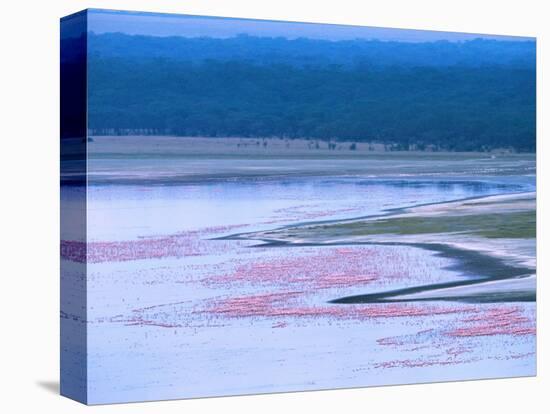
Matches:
[[86, 34, 536, 152]]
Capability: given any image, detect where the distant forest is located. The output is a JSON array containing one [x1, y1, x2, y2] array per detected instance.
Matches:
[[86, 33, 536, 152]]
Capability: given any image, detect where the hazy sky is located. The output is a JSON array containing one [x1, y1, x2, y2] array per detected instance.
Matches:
[[85, 9, 534, 42]]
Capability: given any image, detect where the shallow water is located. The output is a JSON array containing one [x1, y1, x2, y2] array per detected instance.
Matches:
[[62, 172, 536, 404]]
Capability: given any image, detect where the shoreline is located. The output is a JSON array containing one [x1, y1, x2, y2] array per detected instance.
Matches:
[[221, 191, 536, 304], [87, 135, 536, 158], [220, 190, 534, 236], [226, 238, 536, 304]]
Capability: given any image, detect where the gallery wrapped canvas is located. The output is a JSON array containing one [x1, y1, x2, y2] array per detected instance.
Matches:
[[60, 9, 536, 405]]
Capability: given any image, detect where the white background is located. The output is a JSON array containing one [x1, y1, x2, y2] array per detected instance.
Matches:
[[0, 0, 547, 411]]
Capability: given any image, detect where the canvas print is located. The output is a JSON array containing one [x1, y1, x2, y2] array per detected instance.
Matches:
[[60, 9, 536, 405]]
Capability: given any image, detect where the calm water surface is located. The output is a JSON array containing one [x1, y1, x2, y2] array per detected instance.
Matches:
[[62, 174, 536, 403]]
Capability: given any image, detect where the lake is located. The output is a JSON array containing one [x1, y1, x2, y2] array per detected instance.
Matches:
[[61, 152, 536, 404]]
